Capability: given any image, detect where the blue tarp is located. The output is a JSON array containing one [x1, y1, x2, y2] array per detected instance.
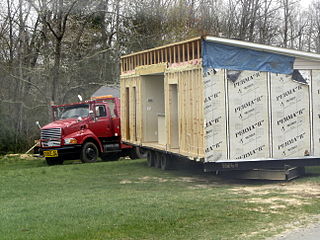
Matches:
[[202, 41, 295, 75]]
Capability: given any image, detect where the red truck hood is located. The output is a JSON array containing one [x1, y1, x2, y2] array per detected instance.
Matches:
[[42, 119, 79, 130]]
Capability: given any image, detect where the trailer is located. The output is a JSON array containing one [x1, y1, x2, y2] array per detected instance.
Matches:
[[119, 36, 320, 177]]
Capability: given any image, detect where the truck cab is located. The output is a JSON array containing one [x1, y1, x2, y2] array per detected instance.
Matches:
[[39, 96, 137, 165]]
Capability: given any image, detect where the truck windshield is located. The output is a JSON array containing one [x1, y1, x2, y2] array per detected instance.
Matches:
[[54, 104, 89, 120]]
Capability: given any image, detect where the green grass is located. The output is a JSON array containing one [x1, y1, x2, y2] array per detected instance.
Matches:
[[1, 156, 320, 240]]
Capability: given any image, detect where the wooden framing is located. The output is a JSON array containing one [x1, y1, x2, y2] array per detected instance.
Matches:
[[120, 37, 204, 160], [121, 37, 202, 73]]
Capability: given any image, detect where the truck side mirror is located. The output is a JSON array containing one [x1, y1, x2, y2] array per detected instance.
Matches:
[[89, 110, 95, 120]]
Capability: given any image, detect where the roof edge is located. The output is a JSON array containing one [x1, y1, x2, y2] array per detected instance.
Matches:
[[205, 36, 320, 62]]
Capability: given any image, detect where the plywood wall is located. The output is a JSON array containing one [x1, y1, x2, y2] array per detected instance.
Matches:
[[141, 75, 165, 142], [120, 75, 142, 145], [165, 65, 205, 158]]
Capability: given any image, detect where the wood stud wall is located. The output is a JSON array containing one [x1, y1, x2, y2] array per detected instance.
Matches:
[[120, 37, 204, 159], [120, 76, 142, 145], [165, 67, 204, 158], [121, 38, 202, 73]]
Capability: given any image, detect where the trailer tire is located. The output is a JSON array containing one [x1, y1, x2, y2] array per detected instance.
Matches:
[[46, 157, 63, 166], [147, 151, 154, 167], [101, 153, 120, 161], [160, 154, 170, 170], [129, 147, 148, 159], [154, 152, 161, 168], [80, 142, 99, 163]]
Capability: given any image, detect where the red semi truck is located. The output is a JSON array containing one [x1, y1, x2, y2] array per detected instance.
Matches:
[[39, 96, 145, 165]]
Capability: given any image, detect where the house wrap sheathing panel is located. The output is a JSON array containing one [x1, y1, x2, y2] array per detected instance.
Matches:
[[120, 36, 320, 163]]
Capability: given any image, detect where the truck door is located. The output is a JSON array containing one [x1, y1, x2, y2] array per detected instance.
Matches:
[[89, 104, 113, 138]]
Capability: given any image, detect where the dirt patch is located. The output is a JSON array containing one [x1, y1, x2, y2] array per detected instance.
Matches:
[[232, 182, 320, 215], [120, 175, 218, 186], [120, 180, 132, 184], [138, 176, 169, 183], [3, 154, 37, 160], [248, 197, 307, 212], [232, 182, 320, 198]]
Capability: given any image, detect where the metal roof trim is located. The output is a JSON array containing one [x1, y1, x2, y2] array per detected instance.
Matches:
[[205, 36, 320, 62]]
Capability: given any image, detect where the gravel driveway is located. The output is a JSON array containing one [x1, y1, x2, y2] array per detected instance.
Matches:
[[272, 222, 320, 240]]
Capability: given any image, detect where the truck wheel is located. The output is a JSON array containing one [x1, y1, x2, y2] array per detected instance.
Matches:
[[129, 147, 148, 159], [46, 157, 63, 166], [101, 153, 120, 161], [147, 151, 154, 167], [80, 142, 99, 163], [154, 152, 161, 168]]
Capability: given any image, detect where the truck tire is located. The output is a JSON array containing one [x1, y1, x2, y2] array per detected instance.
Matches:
[[129, 147, 148, 159], [101, 153, 120, 161], [80, 142, 99, 163], [147, 151, 154, 167], [46, 157, 63, 166]]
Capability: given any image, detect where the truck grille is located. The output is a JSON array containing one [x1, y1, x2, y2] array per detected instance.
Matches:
[[41, 128, 61, 147]]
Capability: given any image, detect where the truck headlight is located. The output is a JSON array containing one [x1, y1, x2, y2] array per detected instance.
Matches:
[[64, 138, 77, 144]]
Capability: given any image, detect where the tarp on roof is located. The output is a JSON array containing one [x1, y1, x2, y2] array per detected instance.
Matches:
[[202, 40, 295, 75]]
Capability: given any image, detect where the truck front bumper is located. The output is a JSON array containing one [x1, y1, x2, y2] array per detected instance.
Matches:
[[39, 145, 82, 160]]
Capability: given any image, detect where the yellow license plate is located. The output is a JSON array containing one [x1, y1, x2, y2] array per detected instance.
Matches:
[[43, 150, 58, 157]]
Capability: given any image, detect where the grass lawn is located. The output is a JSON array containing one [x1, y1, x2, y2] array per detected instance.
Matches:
[[1, 155, 320, 240]]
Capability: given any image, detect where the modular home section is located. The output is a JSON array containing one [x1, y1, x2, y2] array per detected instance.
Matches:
[[120, 36, 320, 164]]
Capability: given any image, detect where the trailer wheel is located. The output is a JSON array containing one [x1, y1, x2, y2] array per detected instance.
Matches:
[[46, 157, 63, 166], [80, 142, 99, 163], [101, 153, 120, 161], [129, 147, 148, 159], [154, 152, 161, 168], [160, 154, 170, 170], [147, 151, 154, 167]]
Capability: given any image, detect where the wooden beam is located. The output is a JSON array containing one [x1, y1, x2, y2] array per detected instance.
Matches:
[[133, 56, 136, 69], [182, 44, 185, 62], [161, 49, 164, 62], [192, 42, 195, 60], [165, 48, 168, 62], [187, 43, 190, 61], [196, 40, 200, 59], [121, 36, 202, 59]]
